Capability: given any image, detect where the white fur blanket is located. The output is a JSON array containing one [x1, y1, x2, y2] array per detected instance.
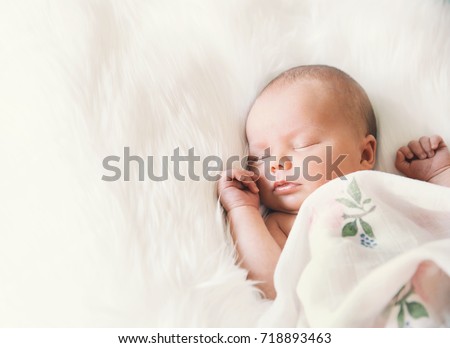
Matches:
[[259, 171, 450, 327], [1, 0, 450, 327]]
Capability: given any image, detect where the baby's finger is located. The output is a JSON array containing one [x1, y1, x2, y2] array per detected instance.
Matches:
[[218, 170, 246, 194], [408, 140, 427, 160], [221, 168, 254, 181], [246, 166, 261, 180], [430, 135, 444, 150], [237, 170, 257, 183], [239, 179, 259, 193], [419, 136, 434, 157], [398, 146, 414, 160], [218, 169, 234, 183], [395, 150, 410, 174]]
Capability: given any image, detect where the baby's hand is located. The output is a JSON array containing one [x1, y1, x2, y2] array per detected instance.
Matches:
[[217, 168, 260, 213], [395, 135, 450, 185]]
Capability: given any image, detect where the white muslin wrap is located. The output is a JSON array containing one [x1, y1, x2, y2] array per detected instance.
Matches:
[[259, 171, 450, 327]]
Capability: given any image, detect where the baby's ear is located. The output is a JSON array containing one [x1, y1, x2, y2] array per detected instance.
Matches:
[[360, 134, 377, 169]]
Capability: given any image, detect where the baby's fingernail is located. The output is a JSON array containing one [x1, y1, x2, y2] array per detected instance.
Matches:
[[428, 151, 434, 156], [420, 154, 427, 159]]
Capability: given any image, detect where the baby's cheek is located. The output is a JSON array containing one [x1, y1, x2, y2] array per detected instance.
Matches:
[[256, 178, 272, 197], [248, 164, 264, 181], [302, 158, 327, 184], [295, 148, 324, 181], [333, 150, 362, 177], [256, 171, 270, 186]]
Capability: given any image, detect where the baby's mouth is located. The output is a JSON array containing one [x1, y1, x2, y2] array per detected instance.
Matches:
[[273, 180, 301, 194]]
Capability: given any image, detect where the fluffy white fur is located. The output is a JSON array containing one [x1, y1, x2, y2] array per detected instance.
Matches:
[[0, 0, 449, 327]]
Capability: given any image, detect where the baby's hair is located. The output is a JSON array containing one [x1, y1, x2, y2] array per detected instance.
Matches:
[[260, 65, 377, 140]]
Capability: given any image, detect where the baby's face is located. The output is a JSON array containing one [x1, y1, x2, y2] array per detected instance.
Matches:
[[246, 79, 373, 214]]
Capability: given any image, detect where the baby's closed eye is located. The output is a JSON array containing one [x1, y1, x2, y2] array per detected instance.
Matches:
[[293, 142, 321, 150]]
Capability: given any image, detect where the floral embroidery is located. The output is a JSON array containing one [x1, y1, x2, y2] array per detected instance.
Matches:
[[336, 178, 377, 248], [392, 283, 429, 327]]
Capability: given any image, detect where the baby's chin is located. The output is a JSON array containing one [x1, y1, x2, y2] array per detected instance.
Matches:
[[262, 199, 303, 215], [264, 189, 311, 214], [275, 206, 300, 215]]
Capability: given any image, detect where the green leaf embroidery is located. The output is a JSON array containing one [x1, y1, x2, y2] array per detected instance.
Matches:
[[397, 304, 405, 328], [392, 284, 429, 328], [359, 218, 374, 238], [347, 178, 361, 204], [406, 302, 429, 319], [336, 198, 361, 208], [337, 178, 377, 245], [342, 220, 358, 237]]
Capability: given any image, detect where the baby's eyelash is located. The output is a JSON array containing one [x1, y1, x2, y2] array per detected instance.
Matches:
[[294, 142, 320, 150]]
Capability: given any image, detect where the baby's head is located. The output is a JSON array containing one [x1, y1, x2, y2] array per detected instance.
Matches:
[[246, 65, 377, 214]]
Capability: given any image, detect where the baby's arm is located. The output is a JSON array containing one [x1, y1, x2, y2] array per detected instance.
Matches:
[[217, 168, 282, 299], [395, 135, 450, 187]]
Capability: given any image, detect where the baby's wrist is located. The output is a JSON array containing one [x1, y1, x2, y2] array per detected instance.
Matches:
[[227, 205, 261, 221], [428, 167, 450, 187], [228, 204, 260, 214], [227, 205, 264, 234]]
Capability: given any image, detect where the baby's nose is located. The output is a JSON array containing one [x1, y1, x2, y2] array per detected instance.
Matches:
[[270, 157, 293, 173]]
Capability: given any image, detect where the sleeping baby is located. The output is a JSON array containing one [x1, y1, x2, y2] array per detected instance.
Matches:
[[217, 65, 450, 299]]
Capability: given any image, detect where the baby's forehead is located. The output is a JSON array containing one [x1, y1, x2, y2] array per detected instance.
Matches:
[[253, 78, 345, 117], [247, 65, 374, 140], [246, 79, 358, 136], [261, 77, 345, 103]]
